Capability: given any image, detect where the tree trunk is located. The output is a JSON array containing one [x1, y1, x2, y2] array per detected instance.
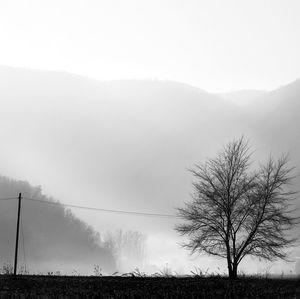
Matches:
[[226, 240, 233, 279], [228, 266, 232, 278], [227, 259, 233, 278], [230, 262, 238, 279]]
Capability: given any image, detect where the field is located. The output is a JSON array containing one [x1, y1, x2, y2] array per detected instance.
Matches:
[[0, 275, 300, 298]]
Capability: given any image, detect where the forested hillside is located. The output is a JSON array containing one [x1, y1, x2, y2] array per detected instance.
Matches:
[[0, 176, 115, 274]]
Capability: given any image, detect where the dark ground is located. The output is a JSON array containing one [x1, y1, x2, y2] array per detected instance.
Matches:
[[0, 275, 299, 298]]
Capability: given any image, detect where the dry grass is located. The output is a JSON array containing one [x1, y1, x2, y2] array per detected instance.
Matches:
[[0, 274, 299, 298]]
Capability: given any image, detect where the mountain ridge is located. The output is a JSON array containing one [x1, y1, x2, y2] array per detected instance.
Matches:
[[2, 64, 299, 97], [0, 65, 299, 273]]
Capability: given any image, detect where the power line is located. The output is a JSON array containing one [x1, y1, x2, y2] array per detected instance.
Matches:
[[0, 197, 18, 201], [0, 195, 179, 218], [23, 197, 178, 218]]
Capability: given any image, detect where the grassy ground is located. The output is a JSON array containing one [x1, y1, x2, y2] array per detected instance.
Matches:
[[0, 275, 299, 298]]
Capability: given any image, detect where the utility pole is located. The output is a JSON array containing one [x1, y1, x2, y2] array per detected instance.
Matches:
[[14, 193, 22, 276]]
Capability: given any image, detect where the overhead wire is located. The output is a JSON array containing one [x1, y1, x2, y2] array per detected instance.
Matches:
[[0, 195, 179, 217], [0, 197, 18, 201], [23, 197, 179, 218]]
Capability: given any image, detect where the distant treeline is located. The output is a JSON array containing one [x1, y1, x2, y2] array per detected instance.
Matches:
[[0, 175, 116, 273]]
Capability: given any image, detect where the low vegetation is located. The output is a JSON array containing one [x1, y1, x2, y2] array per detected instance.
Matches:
[[0, 274, 299, 298]]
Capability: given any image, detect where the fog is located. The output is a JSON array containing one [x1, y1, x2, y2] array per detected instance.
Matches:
[[0, 66, 299, 275], [1, 1, 300, 92]]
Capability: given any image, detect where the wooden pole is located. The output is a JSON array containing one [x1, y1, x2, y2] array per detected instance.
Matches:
[[14, 193, 22, 276]]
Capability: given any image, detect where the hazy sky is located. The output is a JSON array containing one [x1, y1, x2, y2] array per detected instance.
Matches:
[[0, 0, 299, 92]]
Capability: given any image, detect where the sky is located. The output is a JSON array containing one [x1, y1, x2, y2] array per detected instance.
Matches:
[[0, 0, 300, 92], [0, 0, 300, 275]]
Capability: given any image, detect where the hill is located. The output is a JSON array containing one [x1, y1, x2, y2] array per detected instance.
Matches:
[[0, 176, 115, 274], [217, 89, 266, 106], [0, 65, 299, 274]]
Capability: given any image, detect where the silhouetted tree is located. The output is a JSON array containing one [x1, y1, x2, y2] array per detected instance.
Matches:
[[176, 137, 298, 279]]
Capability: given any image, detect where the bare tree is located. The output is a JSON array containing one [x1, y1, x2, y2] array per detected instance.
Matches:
[[103, 230, 147, 271], [176, 137, 298, 279]]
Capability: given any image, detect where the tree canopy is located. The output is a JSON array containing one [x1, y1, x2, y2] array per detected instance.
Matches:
[[176, 137, 298, 278]]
